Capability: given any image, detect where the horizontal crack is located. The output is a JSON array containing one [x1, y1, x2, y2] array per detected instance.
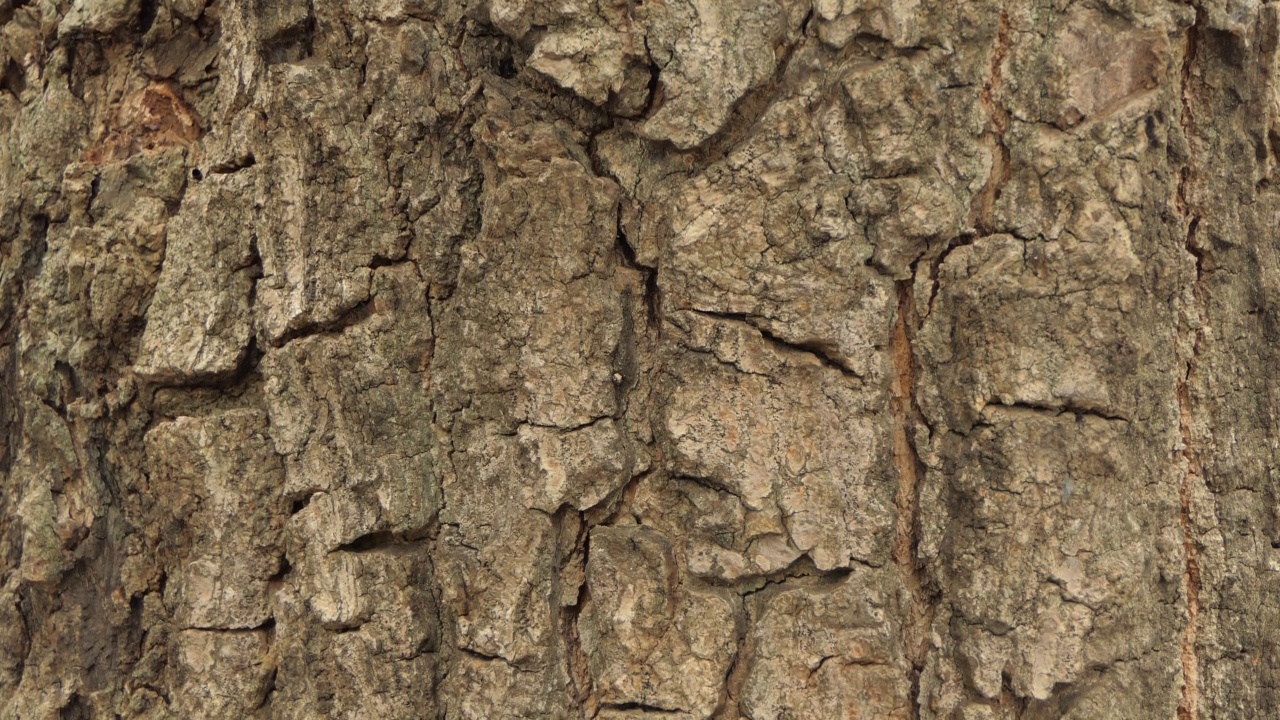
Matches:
[[686, 309, 862, 380], [599, 701, 686, 715], [698, 553, 856, 598], [979, 399, 1129, 424], [332, 530, 428, 554], [269, 297, 375, 348]]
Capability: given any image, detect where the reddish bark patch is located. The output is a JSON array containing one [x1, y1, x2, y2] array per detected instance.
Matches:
[[82, 82, 203, 164]]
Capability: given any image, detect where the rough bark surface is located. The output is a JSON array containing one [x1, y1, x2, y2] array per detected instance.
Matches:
[[2, 0, 1279, 718]]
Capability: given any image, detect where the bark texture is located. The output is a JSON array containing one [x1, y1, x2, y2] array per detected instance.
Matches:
[[2, 0, 1279, 718]]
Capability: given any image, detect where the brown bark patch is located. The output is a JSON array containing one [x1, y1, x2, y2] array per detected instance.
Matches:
[[1056, 8, 1163, 128]]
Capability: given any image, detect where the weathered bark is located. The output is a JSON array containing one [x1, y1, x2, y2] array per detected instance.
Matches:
[[2, 0, 1279, 717]]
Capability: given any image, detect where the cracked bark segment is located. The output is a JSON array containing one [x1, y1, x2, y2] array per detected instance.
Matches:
[[0, 590, 26, 702], [58, 0, 141, 37], [439, 653, 573, 720], [486, 0, 651, 113], [983, 5, 1184, 241], [269, 540, 438, 720], [811, 0, 924, 49], [655, 91, 897, 380], [1001, 5, 1168, 131], [917, 233, 1144, 434], [17, 151, 181, 386], [10, 402, 96, 586], [9, 0, 1280, 715], [143, 410, 286, 630], [654, 311, 895, 575], [432, 115, 630, 429], [638, 0, 805, 149], [579, 525, 740, 718], [284, 521, 437, 647], [918, 410, 1183, 714], [834, 53, 985, 272], [252, 62, 413, 344], [486, 0, 806, 147], [428, 108, 640, 714], [741, 567, 912, 720], [433, 421, 575, 683], [262, 264, 439, 545], [135, 170, 257, 383], [517, 419, 630, 513], [171, 629, 275, 717]]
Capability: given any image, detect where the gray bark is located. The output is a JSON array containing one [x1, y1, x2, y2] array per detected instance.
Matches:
[[1, 0, 1277, 718]]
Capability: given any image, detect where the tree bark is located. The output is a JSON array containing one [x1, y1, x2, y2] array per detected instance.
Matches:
[[2, 0, 1277, 718]]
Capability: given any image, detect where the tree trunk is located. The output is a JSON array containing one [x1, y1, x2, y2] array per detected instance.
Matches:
[[1, 0, 1276, 717]]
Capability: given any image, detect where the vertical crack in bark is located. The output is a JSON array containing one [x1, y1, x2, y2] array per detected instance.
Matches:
[[713, 587, 762, 720], [1175, 376, 1203, 720], [559, 510, 598, 719], [1175, 8, 1206, 720], [891, 279, 932, 719], [973, 9, 1012, 234]]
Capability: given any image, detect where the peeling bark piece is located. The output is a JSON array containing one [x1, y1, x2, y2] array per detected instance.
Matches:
[[144, 410, 286, 629], [135, 171, 257, 383], [172, 629, 275, 716], [580, 526, 740, 718], [741, 568, 913, 719], [659, 313, 896, 572], [918, 410, 1182, 713], [263, 264, 439, 544]]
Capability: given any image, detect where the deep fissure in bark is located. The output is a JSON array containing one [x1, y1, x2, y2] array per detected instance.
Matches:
[[891, 278, 932, 720], [973, 9, 1013, 234], [1175, 8, 1207, 720]]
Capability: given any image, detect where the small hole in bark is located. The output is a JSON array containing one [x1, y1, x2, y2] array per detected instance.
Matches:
[[289, 491, 316, 515], [191, 168, 202, 181], [270, 556, 293, 580], [136, 0, 159, 34], [264, 15, 316, 65], [498, 55, 517, 78], [59, 694, 92, 720], [1, 59, 24, 97]]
